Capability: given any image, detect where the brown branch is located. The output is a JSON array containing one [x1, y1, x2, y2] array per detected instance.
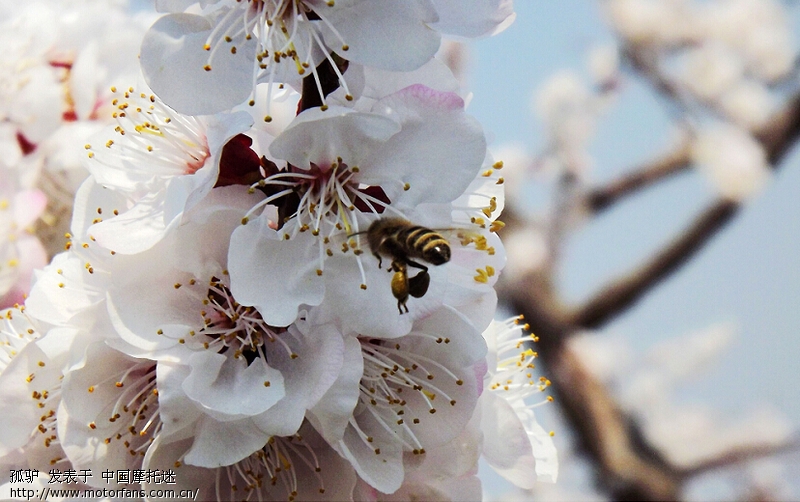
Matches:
[[585, 140, 692, 213], [570, 199, 737, 328], [507, 271, 682, 500], [623, 44, 686, 107], [679, 436, 800, 478], [569, 89, 800, 329], [499, 76, 800, 502], [757, 91, 800, 164]]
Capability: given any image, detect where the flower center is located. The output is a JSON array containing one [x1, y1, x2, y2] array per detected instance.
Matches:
[[202, 0, 352, 118], [217, 432, 327, 502], [174, 276, 294, 363], [85, 361, 161, 459], [85, 86, 210, 179], [352, 336, 463, 456], [244, 158, 398, 285]]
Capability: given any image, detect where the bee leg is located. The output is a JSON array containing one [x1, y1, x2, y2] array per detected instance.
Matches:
[[405, 259, 429, 272], [397, 299, 409, 314]]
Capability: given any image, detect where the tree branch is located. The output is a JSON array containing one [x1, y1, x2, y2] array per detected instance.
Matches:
[[569, 89, 800, 329], [570, 199, 737, 328], [585, 140, 692, 213], [499, 74, 800, 502], [678, 437, 800, 478], [508, 271, 682, 500]]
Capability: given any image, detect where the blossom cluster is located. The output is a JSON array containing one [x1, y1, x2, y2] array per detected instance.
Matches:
[[0, 1, 557, 500], [606, 0, 795, 200]]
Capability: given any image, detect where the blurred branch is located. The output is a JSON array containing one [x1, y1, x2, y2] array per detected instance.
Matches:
[[570, 199, 737, 329], [623, 44, 687, 110], [679, 436, 800, 478], [585, 139, 692, 213], [501, 76, 800, 502], [569, 88, 800, 329], [545, 171, 580, 274], [757, 91, 800, 164], [508, 270, 682, 500]]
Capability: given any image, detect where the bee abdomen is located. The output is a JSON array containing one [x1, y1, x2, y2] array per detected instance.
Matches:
[[401, 227, 450, 265]]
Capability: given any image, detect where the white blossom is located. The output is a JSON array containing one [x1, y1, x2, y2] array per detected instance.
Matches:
[[692, 123, 770, 201], [307, 307, 487, 494], [480, 317, 558, 487], [140, 0, 515, 114], [228, 85, 501, 336]]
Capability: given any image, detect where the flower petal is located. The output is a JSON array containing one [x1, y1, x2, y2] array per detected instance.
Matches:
[[140, 13, 257, 115], [228, 217, 324, 327], [363, 85, 486, 207], [181, 350, 285, 417], [319, 0, 441, 72], [268, 106, 400, 170]]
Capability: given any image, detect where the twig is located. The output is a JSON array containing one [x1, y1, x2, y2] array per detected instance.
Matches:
[[569, 88, 800, 329], [501, 69, 800, 502], [570, 199, 737, 329], [679, 436, 800, 478], [585, 140, 692, 213]]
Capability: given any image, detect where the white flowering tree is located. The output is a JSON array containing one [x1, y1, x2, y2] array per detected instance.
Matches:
[[489, 0, 800, 499], [1, 0, 799, 500]]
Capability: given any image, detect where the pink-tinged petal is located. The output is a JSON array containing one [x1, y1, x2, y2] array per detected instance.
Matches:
[[320, 0, 441, 71], [13, 189, 47, 227], [184, 415, 269, 467], [141, 13, 257, 115], [329, 59, 461, 111], [181, 350, 285, 417], [268, 107, 400, 170], [386, 475, 482, 502], [430, 0, 516, 38], [228, 217, 324, 327], [307, 336, 363, 444], [0, 234, 48, 308], [385, 412, 483, 501], [0, 342, 60, 456], [362, 85, 486, 207], [353, 478, 379, 502], [156, 362, 203, 438], [480, 392, 547, 489]]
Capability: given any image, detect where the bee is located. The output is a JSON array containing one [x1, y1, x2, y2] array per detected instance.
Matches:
[[357, 218, 451, 314]]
